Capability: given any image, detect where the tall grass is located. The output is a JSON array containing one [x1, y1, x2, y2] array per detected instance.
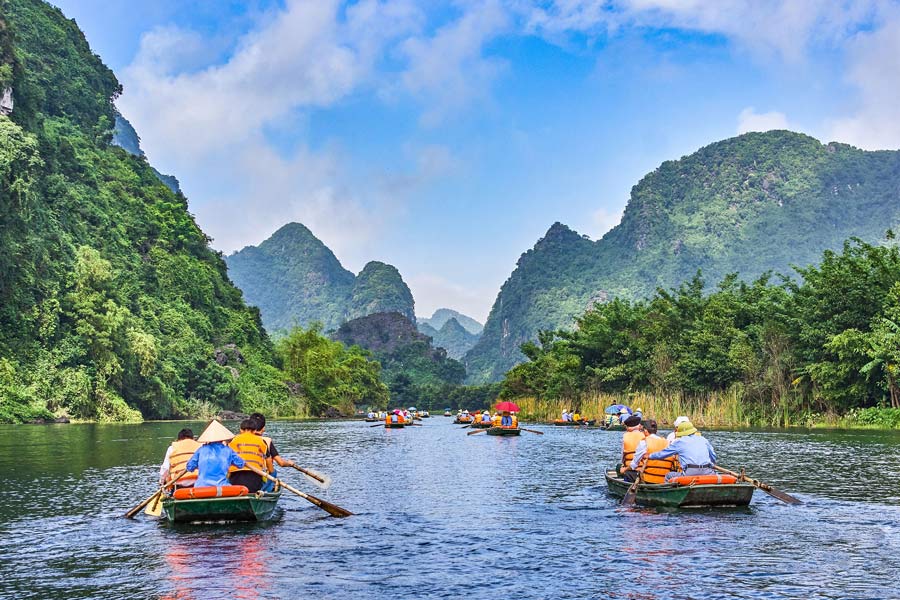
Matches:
[[513, 390, 750, 428]]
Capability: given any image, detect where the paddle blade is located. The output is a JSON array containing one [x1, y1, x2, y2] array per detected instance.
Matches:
[[760, 484, 802, 504], [296, 466, 332, 490], [467, 430, 486, 435], [621, 480, 640, 506], [306, 492, 353, 518], [144, 493, 163, 517]]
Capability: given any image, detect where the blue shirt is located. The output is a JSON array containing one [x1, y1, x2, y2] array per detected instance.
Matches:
[[501, 415, 513, 426], [184, 442, 245, 487], [648, 434, 716, 467]]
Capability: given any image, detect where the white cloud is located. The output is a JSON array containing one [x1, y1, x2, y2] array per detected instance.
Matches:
[[592, 206, 624, 237], [737, 107, 791, 134]]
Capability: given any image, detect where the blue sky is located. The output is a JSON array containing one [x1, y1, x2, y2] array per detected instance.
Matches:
[[53, 0, 900, 322]]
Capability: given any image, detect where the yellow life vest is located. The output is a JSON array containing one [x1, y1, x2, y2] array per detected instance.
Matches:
[[573, 413, 581, 421], [492, 415, 501, 427], [639, 435, 678, 484], [169, 438, 201, 482], [229, 432, 268, 474], [622, 430, 644, 467], [511, 415, 518, 428]]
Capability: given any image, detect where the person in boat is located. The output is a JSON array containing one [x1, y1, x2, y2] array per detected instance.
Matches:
[[561, 409, 570, 422], [184, 420, 245, 488], [480, 410, 493, 424], [500, 410, 517, 428], [367, 410, 376, 419], [620, 415, 645, 482], [666, 416, 690, 443], [387, 409, 406, 424], [158, 428, 201, 488], [251, 412, 295, 492], [633, 407, 644, 420], [573, 411, 582, 423], [228, 417, 273, 493], [648, 421, 717, 481], [629, 419, 678, 484]]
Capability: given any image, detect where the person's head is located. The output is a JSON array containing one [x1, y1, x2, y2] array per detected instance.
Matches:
[[197, 420, 234, 444], [642, 419, 658, 435], [239, 418, 254, 432], [673, 415, 689, 428], [624, 415, 642, 428], [675, 421, 699, 437], [177, 428, 194, 440], [250, 412, 266, 429]]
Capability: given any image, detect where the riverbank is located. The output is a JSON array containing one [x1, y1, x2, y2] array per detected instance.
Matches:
[[510, 393, 900, 430]]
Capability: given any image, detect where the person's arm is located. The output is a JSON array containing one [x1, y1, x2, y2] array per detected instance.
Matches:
[[229, 448, 246, 469], [159, 445, 173, 484], [649, 440, 681, 461], [184, 448, 200, 473], [706, 438, 717, 464], [630, 440, 648, 470]]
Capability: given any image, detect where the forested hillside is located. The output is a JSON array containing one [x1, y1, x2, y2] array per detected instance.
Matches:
[[466, 132, 900, 382], [419, 317, 481, 359], [0, 0, 387, 422], [226, 223, 415, 333]]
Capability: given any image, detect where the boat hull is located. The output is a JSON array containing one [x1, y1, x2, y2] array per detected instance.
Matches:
[[486, 427, 521, 436], [601, 424, 625, 431], [162, 491, 282, 523], [553, 420, 596, 426], [454, 418, 474, 424], [604, 471, 754, 508], [385, 423, 405, 429], [470, 421, 493, 429]]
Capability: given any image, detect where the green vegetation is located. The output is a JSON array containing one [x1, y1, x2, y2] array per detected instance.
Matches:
[[226, 223, 416, 333], [466, 131, 900, 382], [0, 0, 387, 422], [500, 235, 900, 427]]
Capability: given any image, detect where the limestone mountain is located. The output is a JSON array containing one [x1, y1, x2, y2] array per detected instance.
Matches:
[[226, 223, 415, 333], [112, 110, 182, 195], [465, 131, 900, 382], [418, 316, 481, 359], [418, 308, 483, 334]]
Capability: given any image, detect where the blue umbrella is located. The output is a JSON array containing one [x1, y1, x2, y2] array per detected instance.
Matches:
[[605, 404, 629, 415]]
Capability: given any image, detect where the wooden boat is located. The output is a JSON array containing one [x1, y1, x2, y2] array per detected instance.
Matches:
[[364, 417, 380, 422], [553, 419, 596, 426], [604, 470, 754, 508], [162, 491, 282, 523], [486, 426, 521, 436], [443, 411, 452, 417], [385, 422, 406, 429], [454, 416, 474, 424], [601, 423, 625, 431], [470, 421, 493, 428]]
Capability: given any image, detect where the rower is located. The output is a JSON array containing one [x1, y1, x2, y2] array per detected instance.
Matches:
[[620, 415, 645, 482], [629, 419, 677, 483], [228, 416, 272, 493], [158, 428, 201, 489], [648, 421, 717, 481], [184, 420, 245, 487]]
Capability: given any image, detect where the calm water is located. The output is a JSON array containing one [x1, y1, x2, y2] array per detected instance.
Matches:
[[3, 419, 900, 599]]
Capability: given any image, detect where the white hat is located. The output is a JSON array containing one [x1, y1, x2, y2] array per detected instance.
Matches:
[[197, 420, 234, 443], [673, 416, 689, 427]]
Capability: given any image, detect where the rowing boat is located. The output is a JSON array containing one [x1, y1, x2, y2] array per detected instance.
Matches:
[[385, 422, 405, 429], [486, 426, 521, 436], [601, 424, 625, 431], [162, 491, 282, 523], [604, 470, 754, 508], [470, 421, 492, 429], [454, 416, 474, 424], [553, 419, 596, 426]]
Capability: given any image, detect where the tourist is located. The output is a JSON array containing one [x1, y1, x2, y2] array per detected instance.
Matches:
[[572, 410, 582, 423], [480, 410, 493, 424], [620, 415, 645, 482], [158, 428, 201, 488], [251, 412, 295, 492], [666, 416, 690, 443], [629, 419, 677, 484], [228, 416, 272, 493], [184, 420, 245, 487], [387, 409, 405, 424], [500, 410, 517, 428], [561, 409, 571, 422], [648, 421, 717, 481]]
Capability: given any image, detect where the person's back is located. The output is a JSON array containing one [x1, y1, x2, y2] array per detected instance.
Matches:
[[185, 421, 245, 488], [573, 412, 581, 422], [228, 418, 271, 493], [159, 428, 201, 487], [620, 416, 645, 479], [482, 412, 492, 423], [636, 430, 677, 484], [649, 421, 716, 481]]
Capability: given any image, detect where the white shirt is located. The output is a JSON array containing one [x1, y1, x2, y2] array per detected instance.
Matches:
[[159, 445, 173, 482], [666, 431, 676, 444]]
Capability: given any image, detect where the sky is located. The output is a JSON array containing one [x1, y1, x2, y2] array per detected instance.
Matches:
[[52, 0, 900, 322]]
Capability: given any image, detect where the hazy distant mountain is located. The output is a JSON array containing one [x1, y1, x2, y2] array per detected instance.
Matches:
[[226, 223, 415, 333], [418, 308, 483, 334], [417, 317, 481, 359], [464, 131, 900, 382], [112, 110, 182, 195]]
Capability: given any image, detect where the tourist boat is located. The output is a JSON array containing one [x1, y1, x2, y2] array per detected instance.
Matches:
[[364, 417, 380, 422], [470, 420, 492, 429], [552, 419, 596, 426], [604, 470, 755, 508], [454, 416, 474, 424], [486, 426, 521, 436], [161, 486, 282, 523], [385, 422, 406, 429], [601, 423, 625, 431], [443, 411, 452, 417]]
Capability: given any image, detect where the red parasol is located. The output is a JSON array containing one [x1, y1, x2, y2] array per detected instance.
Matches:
[[494, 401, 520, 412]]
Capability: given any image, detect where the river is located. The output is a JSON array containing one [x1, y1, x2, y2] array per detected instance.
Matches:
[[2, 419, 899, 599]]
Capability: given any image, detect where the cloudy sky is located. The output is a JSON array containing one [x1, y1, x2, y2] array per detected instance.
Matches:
[[54, 0, 900, 322]]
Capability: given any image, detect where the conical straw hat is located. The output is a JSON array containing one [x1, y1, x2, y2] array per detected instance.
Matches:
[[197, 419, 235, 443]]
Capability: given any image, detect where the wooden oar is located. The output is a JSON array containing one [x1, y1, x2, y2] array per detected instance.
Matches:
[[520, 428, 544, 435], [467, 429, 487, 436], [289, 464, 332, 490], [370, 422, 386, 427], [715, 465, 802, 504], [621, 463, 648, 506], [459, 424, 471, 429], [124, 470, 187, 519], [247, 466, 352, 517]]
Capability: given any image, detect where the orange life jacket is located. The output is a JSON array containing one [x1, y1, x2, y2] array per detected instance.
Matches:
[[622, 430, 644, 468], [229, 432, 268, 474], [168, 438, 201, 483], [638, 434, 678, 484]]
